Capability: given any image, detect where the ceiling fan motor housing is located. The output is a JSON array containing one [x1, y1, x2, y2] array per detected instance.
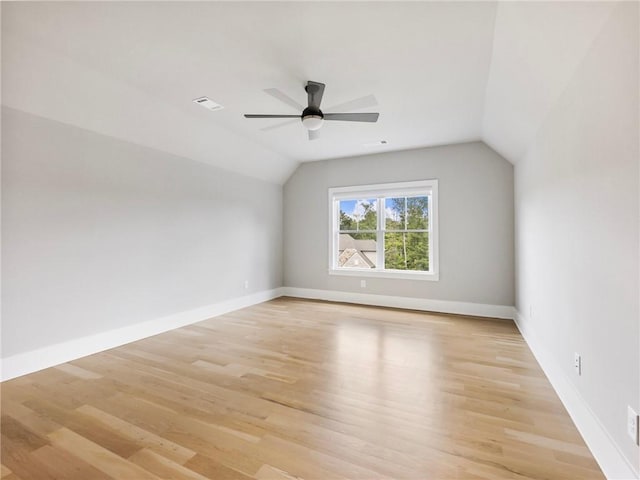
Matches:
[[301, 106, 324, 131]]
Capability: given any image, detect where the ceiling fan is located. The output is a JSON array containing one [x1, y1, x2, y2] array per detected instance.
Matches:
[[244, 81, 379, 140]]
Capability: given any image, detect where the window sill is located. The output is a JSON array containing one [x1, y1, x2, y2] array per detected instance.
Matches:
[[328, 268, 440, 281]]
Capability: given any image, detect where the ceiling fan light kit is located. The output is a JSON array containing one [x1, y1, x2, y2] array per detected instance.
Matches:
[[301, 115, 324, 131], [244, 81, 379, 140]]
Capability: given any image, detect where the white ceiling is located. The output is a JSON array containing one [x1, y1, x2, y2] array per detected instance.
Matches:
[[1, 2, 618, 184]]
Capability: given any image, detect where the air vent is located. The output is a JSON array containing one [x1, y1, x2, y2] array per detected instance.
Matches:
[[193, 97, 224, 111]]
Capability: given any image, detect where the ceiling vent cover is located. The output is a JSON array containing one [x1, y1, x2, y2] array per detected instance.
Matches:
[[193, 97, 224, 111]]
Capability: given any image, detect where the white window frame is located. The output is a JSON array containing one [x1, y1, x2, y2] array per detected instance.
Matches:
[[328, 179, 439, 281]]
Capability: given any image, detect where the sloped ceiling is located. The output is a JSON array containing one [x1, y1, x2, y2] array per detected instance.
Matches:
[[1, 2, 620, 184], [482, 1, 617, 162]]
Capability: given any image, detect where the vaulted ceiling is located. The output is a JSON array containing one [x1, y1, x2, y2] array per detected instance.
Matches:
[[1, 2, 619, 184]]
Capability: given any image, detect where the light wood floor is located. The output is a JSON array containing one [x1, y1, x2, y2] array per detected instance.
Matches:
[[1, 297, 604, 479]]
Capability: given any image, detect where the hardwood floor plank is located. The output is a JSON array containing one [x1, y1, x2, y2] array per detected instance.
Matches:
[[183, 453, 257, 480], [0, 465, 12, 478], [1, 298, 604, 479], [254, 464, 304, 480], [128, 448, 210, 480], [30, 445, 113, 480], [76, 404, 197, 464], [48, 427, 158, 479], [0, 415, 49, 451], [1, 400, 62, 438], [504, 427, 593, 457], [54, 363, 103, 380], [24, 396, 144, 459], [0, 433, 57, 480]]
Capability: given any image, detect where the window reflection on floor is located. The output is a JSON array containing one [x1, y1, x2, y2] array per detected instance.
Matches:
[[333, 320, 436, 407]]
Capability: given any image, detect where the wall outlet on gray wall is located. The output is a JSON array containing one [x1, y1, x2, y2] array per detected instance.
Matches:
[[574, 352, 581, 376]]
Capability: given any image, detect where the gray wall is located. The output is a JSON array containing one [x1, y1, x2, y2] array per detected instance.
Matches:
[[1, 107, 283, 358], [284, 142, 515, 307], [514, 2, 639, 472]]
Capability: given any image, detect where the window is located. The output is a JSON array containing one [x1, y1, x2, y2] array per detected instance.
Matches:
[[328, 180, 439, 280]]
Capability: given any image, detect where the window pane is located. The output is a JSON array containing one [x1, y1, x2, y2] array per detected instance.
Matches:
[[384, 232, 429, 271], [338, 233, 377, 269], [385, 197, 405, 230], [339, 199, 377, 231], [407, 196, 429, 230]]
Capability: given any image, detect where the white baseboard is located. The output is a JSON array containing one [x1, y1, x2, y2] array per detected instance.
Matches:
[[514, 310, 638, 480], [0, 287, 284, 382], [1, 287, 510, 381], [281, 287, 515, 320]]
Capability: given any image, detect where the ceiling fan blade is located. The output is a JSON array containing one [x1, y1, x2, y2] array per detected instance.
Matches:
[[324, 112, 379, 122], [244, 114, 300, 118], [308, 129, 320, 141], [326, 94, 378, 112], [264, 88, 304, 111], [306, 81, 325, 109], [261, 118, 300, 131]]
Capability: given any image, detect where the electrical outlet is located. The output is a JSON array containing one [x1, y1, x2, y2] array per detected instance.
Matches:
[[628, 406, 639, 445], [360, 280, 366, 288], [573, 352, 581, 376], [244, 280, 249, 290]]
